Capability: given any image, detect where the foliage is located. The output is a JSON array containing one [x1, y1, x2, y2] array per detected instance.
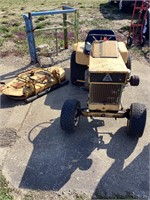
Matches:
[[0, 170, 13, 200]]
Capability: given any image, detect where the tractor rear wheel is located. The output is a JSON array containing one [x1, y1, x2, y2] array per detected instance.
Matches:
[[141, 35, 146, 46], [70, 51, 88, 86], [127, 103, 147, 138], [60, 99, 81, 133], [126, 53, 131, 70], [127, 36, 133, 47]]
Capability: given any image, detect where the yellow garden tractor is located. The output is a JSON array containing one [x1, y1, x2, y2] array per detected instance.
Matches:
[[60, 29, 147, 138]]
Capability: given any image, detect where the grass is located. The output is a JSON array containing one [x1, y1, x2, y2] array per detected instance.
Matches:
[[0, 170, 36, 200], [0, 0, 106, 55], [0, 37, 4, 46], [0, 170, 13, 200], [36, 16, 47, 21], [0, 26, 9, 34], [3, 32, 13, 38], [35, 23, 46, 30], [0, 0, 148, 60]]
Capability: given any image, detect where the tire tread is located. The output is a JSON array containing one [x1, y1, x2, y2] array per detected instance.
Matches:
[[60, 99, 80, 133], [127, 103, 146, 138]]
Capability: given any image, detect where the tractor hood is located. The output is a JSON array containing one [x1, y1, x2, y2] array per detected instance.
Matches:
[[89, 40, 129, 74]]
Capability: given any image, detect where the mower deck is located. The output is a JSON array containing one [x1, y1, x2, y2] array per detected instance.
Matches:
[[0, 66, 68, 102]]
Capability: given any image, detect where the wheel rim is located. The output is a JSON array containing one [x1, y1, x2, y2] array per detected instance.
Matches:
[[119, 0, 123, 10]]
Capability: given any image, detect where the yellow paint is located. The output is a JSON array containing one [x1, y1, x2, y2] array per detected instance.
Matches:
[[76, 42, 89, 65], [0, 66, 66, 99]]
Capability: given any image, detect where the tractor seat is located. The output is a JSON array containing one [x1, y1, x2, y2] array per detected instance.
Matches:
[[84, 29, 117, 55]]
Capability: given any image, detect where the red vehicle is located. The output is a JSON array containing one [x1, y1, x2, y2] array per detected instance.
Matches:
[[109, 0, 149, 40]]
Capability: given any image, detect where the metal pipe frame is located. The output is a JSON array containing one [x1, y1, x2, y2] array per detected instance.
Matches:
[[23, 6, 79, 63]]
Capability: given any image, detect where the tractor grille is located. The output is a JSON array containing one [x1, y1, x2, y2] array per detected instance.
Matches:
[[90, 84, 122, 104]]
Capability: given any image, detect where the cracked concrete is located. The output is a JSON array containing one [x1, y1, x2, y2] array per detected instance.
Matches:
[[0, 54, 149, 199]]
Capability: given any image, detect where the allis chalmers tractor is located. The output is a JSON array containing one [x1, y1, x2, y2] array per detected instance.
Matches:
[[60, 29, 147, 138]]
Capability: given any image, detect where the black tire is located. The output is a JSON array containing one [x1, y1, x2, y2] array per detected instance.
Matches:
[[141, 35, 146, 46], [145, 10, 149, 39], [70, 51, 88, 86], [60, 99, 81, 133], [127, 103, 147, 138], [127, 36, 133, 47], [130, 75, 140, 86], [126, 53, 131, 70]]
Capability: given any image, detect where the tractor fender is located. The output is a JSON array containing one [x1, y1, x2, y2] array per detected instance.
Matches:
[[74, 42, 89, 66], [118, 42, 128, 64]]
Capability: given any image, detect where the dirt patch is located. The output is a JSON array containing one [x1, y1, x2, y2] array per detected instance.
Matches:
[[0, 128, 19, 147], [21, 190, 90, 200]]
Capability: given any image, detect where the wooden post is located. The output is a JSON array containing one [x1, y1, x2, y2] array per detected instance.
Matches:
[[74, 10, 79, 43], [55, 29, 58, 56], [63, 12, 68, 49]]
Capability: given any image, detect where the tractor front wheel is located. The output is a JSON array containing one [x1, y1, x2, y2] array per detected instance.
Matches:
[[130, 75, 140, 86], [127, 103, 147, 138], [60, 99, 81, 133]]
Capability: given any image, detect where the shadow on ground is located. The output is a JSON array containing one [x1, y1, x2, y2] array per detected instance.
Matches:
[[44, 67, 89, 110], [19, 116, 143, 194], [0, 94, 25, 108], [99, 1, 131, 21], [0, 63, 33, 81], [99, 1, 131, 41], [92, 139, 149, 198], [19, 117, 104, 190]]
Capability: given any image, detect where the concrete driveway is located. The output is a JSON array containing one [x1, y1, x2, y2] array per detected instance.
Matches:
[[0, 54, 149, 199]]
